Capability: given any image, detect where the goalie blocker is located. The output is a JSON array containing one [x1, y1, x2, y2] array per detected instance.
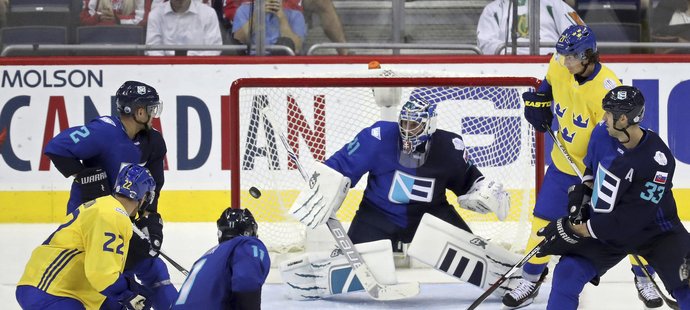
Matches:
[[408, 213, 522, 297]]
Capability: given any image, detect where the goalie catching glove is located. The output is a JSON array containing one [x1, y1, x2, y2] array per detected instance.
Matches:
[[457, 179, 510, 221], [289, 162, 351, 229]]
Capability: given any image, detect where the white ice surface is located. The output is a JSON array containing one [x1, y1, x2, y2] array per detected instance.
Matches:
[[0, 223, 678, 309]]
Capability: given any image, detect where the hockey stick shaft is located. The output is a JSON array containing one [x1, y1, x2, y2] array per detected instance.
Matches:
[[546, 125, 678, 309], [132, 225, 190, 277], [159, 250, 190, 277], [467, 238, 547, 310], [261, 107, 419, 300]]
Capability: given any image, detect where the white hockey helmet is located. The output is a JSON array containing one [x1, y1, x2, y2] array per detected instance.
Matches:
[[398, 97, 437, 154]]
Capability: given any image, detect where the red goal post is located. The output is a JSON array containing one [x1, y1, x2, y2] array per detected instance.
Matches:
[[228, 76, 545, 254]]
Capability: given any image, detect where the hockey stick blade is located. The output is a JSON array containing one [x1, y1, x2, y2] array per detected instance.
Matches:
[[632, 255, 679, 310], [327, 218, 420, 300], [467, 238, 547, 310]]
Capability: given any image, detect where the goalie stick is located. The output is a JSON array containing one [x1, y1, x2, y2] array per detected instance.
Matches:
[[545, 125, 679, 310], [261, 107, 420, 300]]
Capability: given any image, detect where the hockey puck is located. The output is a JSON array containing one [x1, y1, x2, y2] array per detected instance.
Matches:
[[249, 186, 262, 199]]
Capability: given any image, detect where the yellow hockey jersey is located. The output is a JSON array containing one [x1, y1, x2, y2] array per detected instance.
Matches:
[[545, 54, 621, 175], [18, 196, 133, 309]]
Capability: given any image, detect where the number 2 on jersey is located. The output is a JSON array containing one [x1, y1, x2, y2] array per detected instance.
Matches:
[[69, 126, 90, 143], [103, 232, 124, 254]]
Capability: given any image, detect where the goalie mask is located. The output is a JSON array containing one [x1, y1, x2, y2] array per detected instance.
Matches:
[[116, 81, 163, 129], [217, 207, 258, 243], [398, 97, 437, 155], [113, 164, 156, 210]]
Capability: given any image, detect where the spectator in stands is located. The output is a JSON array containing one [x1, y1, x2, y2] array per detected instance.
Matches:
[[80, 0, 146, 26], [477, 0, 585, 55], [232, 0, 306, 54], [223, 0, 347, 55], [652, 0, 690, 53], [145, 0, 222, 56], [303, 0, 349, 55]]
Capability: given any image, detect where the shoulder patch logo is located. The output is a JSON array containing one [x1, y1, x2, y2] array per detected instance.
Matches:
[[603, 79, 617, 90], [452, 137, 465, 151], [654, 151, 667, 166], [654, 171, 668, 184], [100, 116, 116, 127], [371, 127, 381, 140]]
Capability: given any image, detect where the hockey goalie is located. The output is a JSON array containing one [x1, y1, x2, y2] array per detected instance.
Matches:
[[279, 94, 523, 300]]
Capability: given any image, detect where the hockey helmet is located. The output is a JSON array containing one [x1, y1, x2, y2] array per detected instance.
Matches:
[[113, 164, 156, 205], [602, 85, 645, 126], [556, 25, 597, 61], [399, 97, 438, 154], [116, 81, 163, 118], [217, 208, 258, 243]]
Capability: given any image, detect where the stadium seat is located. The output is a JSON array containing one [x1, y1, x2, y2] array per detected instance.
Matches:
[[587, 22, 642, 53], [76, 25, 145, 56], [577, 0, 641, 24], [7, 0, 80, 43], [0, 26, 68, 56]]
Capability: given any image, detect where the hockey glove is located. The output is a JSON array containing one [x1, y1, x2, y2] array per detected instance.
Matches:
[[136, 213, 163, 251], [125, 226, 157, 270], [121, 277, 153, 310], [457, 179, 510, 221], [523, 91, 553, 132], [74, 167, 111, 203], [536, 217, 581, 257], [102, 276, 152, 310], [290, 162, 351, 229], [567, 184, 592, 225]]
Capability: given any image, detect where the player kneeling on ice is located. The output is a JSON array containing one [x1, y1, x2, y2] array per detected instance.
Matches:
[[17, 164, 157, 310], [172, 207, 270, 309], [281, 96, 522, 299]]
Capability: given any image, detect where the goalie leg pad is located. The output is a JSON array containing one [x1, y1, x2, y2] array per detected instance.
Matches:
[[279, 239, 397, 300], [408, 213, 522, 297]]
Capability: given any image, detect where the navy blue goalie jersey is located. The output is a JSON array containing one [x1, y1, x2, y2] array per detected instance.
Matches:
[[172, 236, 270, 310], [44, 116, 166, 213], [325, 121, 483, 228], [584, 123, 682, 250]]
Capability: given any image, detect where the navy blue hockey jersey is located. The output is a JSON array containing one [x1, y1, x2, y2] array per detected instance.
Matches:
[[44, 116, 166, 213], [584, 123, 682, 250], [172, 236, 270, 310], [325, 121, 483, 228]]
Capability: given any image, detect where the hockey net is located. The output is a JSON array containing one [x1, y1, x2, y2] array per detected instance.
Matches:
[[228, 71, 544, 256]]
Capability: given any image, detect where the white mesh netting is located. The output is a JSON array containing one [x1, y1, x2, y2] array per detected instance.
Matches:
[[231, 73, 540, 255]]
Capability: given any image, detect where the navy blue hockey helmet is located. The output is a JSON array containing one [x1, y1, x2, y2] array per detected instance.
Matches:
[[602, 85, 645, 126], [556, 25, 597, 60], [217, 207, 258, 243], [116, 81, 163, 118], [113, 164, 156, 205]]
